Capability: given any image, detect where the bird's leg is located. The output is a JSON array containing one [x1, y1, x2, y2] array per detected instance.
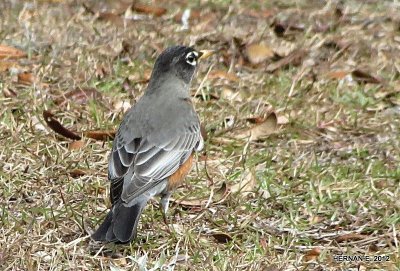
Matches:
[[160, 193, 171, 228]]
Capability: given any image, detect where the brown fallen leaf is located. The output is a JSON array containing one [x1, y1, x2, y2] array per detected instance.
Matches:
[[304, 248, 321, 262], [69, 169, 87, 178], [351, 69, 382, 84], [209, 70, 239, 82], [259, 238, 268, 250], [129, 69, 152, 84], [0, 45, 27, 59], [245, 43, 275, 65], [335, 233, 368, 242], [245, 116, 265, 124], [83, 130, 115, 141], [95, 64, 108, 79], [0, 60, 18, 72], [170, 182, 229, 207], [171, 198, 208, 207], [245, 9, 275, 19], [220, 87, 245, 102], [132, 3, 166, 17], [213, 182, 230, 203], [17, 72, 35, 85], [368, 244, 379, 252], [43, 110, 81, 140], [266, 49, 307, 73], [54, 87, 102, 106], [3, 88, 17, 98], [113, 100, 131, 113], [245, 106, 274, 124], [211, 232, 233, 243], [236, 112, 278, 141], [309, 215, 324, 225], [277, 115, 289, 125], [326, 70, 348, 80], [69, 140, 85, 150], [230, 169, 257, 197], [374, 88, 400, 99], [98, 41, 124, 57], [97, 12, 123, 25]]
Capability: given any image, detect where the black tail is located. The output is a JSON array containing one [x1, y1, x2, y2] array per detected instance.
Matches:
[[91, 201, 147, 243]]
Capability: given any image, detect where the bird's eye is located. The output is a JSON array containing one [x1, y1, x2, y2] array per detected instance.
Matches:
[[185, 52, 198, 66]]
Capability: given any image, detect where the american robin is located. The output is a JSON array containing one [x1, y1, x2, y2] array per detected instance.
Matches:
[[92, 46, 214, 243]]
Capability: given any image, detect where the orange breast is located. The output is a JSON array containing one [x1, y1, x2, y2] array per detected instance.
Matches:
[[168, 153, 194, 190]]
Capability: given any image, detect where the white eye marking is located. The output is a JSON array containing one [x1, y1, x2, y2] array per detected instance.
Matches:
[[185, 51, 198, 66]]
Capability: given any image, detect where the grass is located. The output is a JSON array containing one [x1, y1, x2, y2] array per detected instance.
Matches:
[[0, 0, 399, 270]]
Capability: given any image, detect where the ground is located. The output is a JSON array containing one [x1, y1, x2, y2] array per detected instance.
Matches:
[[0, 0, 399, 270]]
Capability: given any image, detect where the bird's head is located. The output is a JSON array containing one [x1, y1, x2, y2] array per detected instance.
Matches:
[[148, 45, 214, 88]]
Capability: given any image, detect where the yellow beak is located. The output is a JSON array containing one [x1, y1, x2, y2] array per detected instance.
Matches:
[[198, 50, 215, 60]]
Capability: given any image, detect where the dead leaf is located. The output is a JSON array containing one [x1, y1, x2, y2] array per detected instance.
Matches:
[[171, 182, 229, 207], [245, 44, 275, 65], [171, 198, 208, 207], [83, 130, 115, 141], [211, 232, 233, 243], [213, 182, 230, 203], [43, 110, 81, 140], [132, 3, 166, 17], [209, 70, 239, 82], [304, 248, 321, 262], [95, 64, 108, 79], [245, 116, 265, 124], [69, 169, 87, 178], [31, 115, 46, 131], [309, 215, 324, 225], [351, 69, 382, 84], [98, 42, 124, 57], [366, 101, 388, 112], [17, 72, 35, 85], [113, 100, 131, 113], [69, 140, 85, 150], [0, 45, 27, 59], [129, 69, 152, 84], [236, 112, 278, 141], [3, 88, 17, 98], [259, 238, 268, 250], [368, 244, 379, 252], [54, 87, 102, 106], [221, 87, 244, 102], [245, 107, 274, 124], [374, 88, 400, 99], [245, 9, 275, 19], [277, 115, 289, 125], [266, 49, 307, 73], [230, 169, 257, 196], [97, 12, 123, 25], [335, 233, 368, 242], [0, 61, 18, 72], [326, 70, 348, 80]]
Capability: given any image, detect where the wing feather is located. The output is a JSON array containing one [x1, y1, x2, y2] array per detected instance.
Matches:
[[109, 125, 202, 204]]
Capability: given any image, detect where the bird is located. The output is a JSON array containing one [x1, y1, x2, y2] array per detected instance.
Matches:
[[91, 45, 214, 243]]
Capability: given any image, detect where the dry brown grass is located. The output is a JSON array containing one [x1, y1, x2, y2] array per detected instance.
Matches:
[[0, 0, 399, 270]]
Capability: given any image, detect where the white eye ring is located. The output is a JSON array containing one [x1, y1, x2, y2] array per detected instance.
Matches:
[[185, 51, 198, 66]]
